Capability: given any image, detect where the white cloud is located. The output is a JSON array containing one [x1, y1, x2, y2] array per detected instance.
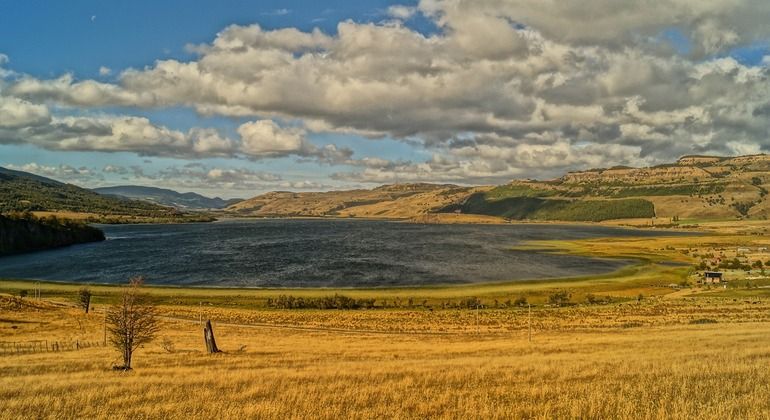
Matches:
[[261, 8, 291, 16], [5, 162, 101, 182], [238, 120, 307, 157], [0, 105, 351, 163], [0, 96, 51, 128], [102, 164, 128, 174], [98, 66, 111, 76], [1, 1, 769, 185], [387, 5, 417, 20]]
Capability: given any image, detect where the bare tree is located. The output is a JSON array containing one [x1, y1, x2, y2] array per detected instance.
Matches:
[[106, 277, 160, 370], [78, 287, 92, 314]]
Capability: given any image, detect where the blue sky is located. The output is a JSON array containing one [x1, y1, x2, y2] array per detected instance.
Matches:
[[0, 0, 442, 197], [0, 1, 768, 197]]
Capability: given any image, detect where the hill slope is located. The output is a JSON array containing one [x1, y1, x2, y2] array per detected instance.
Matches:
[[227, 154, 770, 222], [93, 185, 241, 210], [0, 167, 206, 222], [443, 154, 770, 221], [227, 183, 463, 217]]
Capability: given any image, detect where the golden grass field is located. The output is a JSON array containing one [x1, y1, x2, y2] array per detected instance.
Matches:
[[2, 221, 770, 419], [2, 295, 770, 419]]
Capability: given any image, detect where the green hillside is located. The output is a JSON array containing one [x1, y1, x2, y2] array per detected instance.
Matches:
[[0, 167, 213, 222], [440, 194, 654, 222]]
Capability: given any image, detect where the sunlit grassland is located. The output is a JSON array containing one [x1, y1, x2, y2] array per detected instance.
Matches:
[[3, 227, 770, 418], [2, 298, 770, 419]]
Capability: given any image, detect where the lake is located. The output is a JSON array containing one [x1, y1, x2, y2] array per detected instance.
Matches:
[[0, 219, 683, 287]]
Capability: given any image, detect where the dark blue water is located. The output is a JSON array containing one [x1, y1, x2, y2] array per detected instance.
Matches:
[[0, 219, 682, 287]]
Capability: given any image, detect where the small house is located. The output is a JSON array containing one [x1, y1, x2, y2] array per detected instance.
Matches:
[[702, 271, 724, 284]]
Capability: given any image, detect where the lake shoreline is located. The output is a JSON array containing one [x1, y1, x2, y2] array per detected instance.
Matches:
[[0, 220, 684, 288]]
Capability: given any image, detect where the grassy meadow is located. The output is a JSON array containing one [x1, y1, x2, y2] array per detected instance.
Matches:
[[2, 295, 770, 419], [3, 222, 770, 418]]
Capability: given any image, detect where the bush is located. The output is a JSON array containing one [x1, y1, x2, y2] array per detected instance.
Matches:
[[585, 293, 612, 305], [458, 297, 482, 309], [548, 291, 571, 306], [268, 294, 376, 310], [689, 318, 718, 325]]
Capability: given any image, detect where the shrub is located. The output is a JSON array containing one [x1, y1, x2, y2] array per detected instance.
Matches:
[[689, 318, 718, 325], [548, 291, 571, 307], [269, 294, 376, 310]]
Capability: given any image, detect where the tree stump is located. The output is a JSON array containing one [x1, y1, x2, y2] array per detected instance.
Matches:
[[204, 320, 220, 354]]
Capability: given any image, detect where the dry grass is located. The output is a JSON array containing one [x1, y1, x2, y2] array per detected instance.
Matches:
[[3, 226, 770, 418], [2, 297, 770, 419]]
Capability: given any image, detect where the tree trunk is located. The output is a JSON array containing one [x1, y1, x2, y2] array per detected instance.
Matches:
[[124, 347, 132, 369], [204, 320, 220, 353]]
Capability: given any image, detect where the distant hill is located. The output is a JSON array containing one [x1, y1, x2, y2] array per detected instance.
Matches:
[[226, 183, 466, 217], [226, 154, 770, 222], [0, 167, 200, 221], [441, 154, 770, 221], [93, 185, 241, 210]]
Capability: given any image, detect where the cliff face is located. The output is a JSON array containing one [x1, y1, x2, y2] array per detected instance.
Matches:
[[561, 165, 713, 184], [0, 215, 105, 256]]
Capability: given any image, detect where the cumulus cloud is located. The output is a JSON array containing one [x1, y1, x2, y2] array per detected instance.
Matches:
[[4, 162, 102, 182], [2, 0, 769, 184], [421, 0, 770, 56], [238, 120, 307, 156], [0, 100, 352, 163], [387, 5, 417, 20], [102, 164, 129, 174], [0, 95, 51, 128]]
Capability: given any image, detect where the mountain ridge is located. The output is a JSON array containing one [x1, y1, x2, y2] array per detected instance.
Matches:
[[227, 154, 770, 222], [92, 185, 242, 210], [0, 167, 211, 223]]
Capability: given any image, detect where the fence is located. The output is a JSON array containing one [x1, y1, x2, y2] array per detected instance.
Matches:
[[0, 340, 106, 356]]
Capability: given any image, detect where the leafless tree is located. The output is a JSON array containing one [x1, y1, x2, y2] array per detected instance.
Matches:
[[78, 287, 92, 314], [106, 277, 160, 370]]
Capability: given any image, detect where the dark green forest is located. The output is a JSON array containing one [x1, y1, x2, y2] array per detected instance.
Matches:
[[0, 213, 105, 256]]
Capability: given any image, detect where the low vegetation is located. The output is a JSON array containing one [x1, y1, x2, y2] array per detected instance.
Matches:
[[440, 194, 655, 221], [267, 294, 377, 309]]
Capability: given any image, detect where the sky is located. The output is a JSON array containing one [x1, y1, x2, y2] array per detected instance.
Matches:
[[0, 1, 769, 199]]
